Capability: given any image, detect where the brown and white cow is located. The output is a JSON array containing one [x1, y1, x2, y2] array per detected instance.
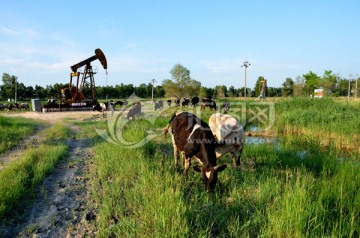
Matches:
[[163, 111, 227, 191], [209, 113, 245, 167]]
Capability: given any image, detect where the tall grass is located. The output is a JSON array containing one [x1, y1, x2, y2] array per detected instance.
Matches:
[[0, 124, 69, 219], [91, 121, 189, 237], [0, 116, 39, 155], [86, 115, 360, 237], [275, 97, 360, 151]]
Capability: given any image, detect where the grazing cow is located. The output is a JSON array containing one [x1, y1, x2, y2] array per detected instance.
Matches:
[[20, 103, 30, 110], [174, 97, 180, 107], [154, 100, 163, 111], [93, 101, 114, 112], [93, 103, 103, 112], [181, 98, 190, 107], [191, 96, 200, 107], [7, 103, 15, 112], [93, 102, 113, 117], [114, 100, 127, 108], [127, 101, 141, 119], [209, 113, 245, 167], [0, 104, 4, 111], [163, 112, 227, 191], [220, 101, 230, 114], [201, 98, 217, 111], [167, 99, 172, 107]]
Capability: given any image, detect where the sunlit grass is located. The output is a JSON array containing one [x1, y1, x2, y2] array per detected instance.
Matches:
[[0, 116, 39, 155], [0, 124, 69, 218], [275, 97, 360, 152], [82, 113, 360, 237]]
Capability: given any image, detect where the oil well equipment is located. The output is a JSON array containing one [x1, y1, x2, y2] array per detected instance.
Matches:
[[43, 48, 107, 111]]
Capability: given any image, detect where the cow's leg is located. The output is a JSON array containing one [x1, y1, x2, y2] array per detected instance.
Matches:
[[181, 151, 186, 167], [232, 147, 243, 167], [171, 135, 179, 170], [184, 157, 191, 176]]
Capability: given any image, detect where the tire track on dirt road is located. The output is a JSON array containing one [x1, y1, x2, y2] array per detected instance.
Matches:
[[0, 125, 97, 238]]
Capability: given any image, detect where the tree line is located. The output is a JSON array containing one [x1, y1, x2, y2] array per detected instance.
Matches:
[[1, 66, 358, 101]]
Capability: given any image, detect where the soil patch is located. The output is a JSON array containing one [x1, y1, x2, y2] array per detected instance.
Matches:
[[0, 124, 96, 237]]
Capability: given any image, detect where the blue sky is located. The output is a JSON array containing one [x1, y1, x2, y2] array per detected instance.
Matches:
[[0, 1, 359, 89]]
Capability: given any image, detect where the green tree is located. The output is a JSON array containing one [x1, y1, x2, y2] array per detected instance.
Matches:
[[333, 78, 349, 97], [268, 87, 282, 97], [303, 71, 320, 96], [228, 86, 238, 97], [320, 70, 337, 96], [135, 83, 148, 98], [282, 77, 294, 97], [154, 85, 165, 98], [254, 76, 267, 97], [215, 85, 227, 98], [16, 82, 26, 100], [199, 86, 207, 99], [23, 86, 34, 99], [1, 73, 16, 99], [162, 64, 200, 98], [34, 85, 46, 98], [293, 76, 306, 96]]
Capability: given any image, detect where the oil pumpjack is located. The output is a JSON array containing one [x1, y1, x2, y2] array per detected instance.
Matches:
[[43, 48, 107, 111], [62, 48, 107, 107]]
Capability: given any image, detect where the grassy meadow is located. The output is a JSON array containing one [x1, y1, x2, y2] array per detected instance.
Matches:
[[76, 97, 359, 237], [0, 121, 70, 218], [275, 97, 360, 153], [0, 97, 359, 237], [0, 116, 39, 155]]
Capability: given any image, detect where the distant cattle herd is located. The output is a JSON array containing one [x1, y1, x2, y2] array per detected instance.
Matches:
[[93, 96, 231, 120], [157, 96, 221, 111], [0, 102, 30, 111], [1, 97, 232, 122]]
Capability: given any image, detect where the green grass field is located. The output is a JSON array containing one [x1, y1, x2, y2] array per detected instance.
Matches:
[[0, 97, 359, 237], [0, 122, 69, 218], [74, 97, 359, 237], [0, 116, 39, 155]]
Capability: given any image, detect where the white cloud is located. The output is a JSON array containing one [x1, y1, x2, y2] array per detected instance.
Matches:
[[0, 26, 19, 36]]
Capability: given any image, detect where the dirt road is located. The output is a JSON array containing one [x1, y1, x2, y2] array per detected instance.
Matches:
[[0, 112, 100, 237]]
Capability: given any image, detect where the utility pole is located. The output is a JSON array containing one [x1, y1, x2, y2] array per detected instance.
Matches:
[[241, 61, 250, 97], [151, 78, 156, 101], [14, 76, 17, 103]]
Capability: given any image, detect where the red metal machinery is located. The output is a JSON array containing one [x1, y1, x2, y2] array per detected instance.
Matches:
[[61, 48, 107, 107]]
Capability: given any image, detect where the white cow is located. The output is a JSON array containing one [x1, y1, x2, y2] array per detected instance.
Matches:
[[209, 113, 245, 167]]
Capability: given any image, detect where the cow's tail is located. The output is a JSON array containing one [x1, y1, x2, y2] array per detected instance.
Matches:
[[163, 113, 177, 138]]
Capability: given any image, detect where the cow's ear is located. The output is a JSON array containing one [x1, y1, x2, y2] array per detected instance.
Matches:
[[193, 165, 202, 173], [214, 164, 227, 173]]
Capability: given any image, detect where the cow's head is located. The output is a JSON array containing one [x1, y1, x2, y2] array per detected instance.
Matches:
[[193, 164, 227, 191], [93, 103, 102, 112]]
